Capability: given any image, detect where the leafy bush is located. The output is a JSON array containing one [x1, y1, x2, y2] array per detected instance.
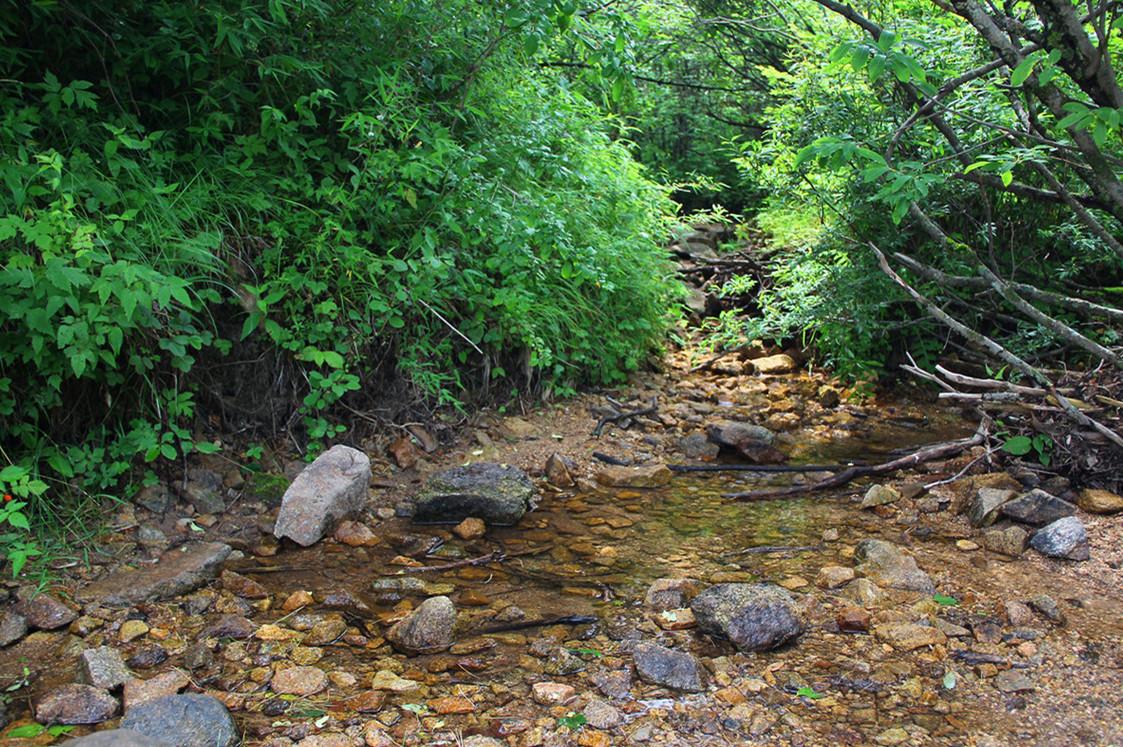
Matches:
[[0, 0, 680, 563]]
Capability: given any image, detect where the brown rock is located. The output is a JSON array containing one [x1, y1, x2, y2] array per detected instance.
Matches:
[[982, 525, 1029, 557], [345, 690, 387, 713], [388, 437, 420, 469], [34, 684, 118, 724], [1077, 488, 1123, 514], [452, 517, 486, 541], [531, 682, 575, 705], [15, 592, 77, 630], [654, 608, 696, 630], [594, 464, 672, 489], [545, 453, 576, 487], [836, 607, 870, 633], [304, 617, 347, 646], [0, 609, 28, 646], [123, 670, 190, 709], [282, 590, 315, 611], [750, 354, 796, 374], [386, 596, 456, 653], [334, 520, 379, 547], [873, 623, 946, 651], [221, 570, 268, 599], [429, 696, 475, 714], [272, 666, 329, 696], [77, 542, 232, 607]]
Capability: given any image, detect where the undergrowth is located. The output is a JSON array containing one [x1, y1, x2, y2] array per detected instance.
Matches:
[[0, 0, 682, 571]]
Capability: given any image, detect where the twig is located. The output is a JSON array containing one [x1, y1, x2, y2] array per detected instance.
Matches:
[[592, 397, 658, 437], [724, 544, 820, 556], [725, 423, 988, 500], [668, 463, 850, 473]]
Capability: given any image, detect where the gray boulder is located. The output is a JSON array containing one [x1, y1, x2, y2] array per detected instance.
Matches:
[[705, 421, 782, 462], [1000, 489, 1076, 526], [1029, 516, 1089, 560], [77, 543, 231, 607], [120, 694, 238, 747], [854, 539, 934, 593], [64, 729, 171, 746], [274, 445, 371, 546], [690, 583, 804, 652], [386, 595, 457, 653], [413, 463, 536, 525], [632, 642, 704, 692]]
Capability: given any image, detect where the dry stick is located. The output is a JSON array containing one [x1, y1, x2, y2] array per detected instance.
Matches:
[[892, 253, 1123, 325], [592, 398, 657, 437], [723, 427, 988, 500], [397, 546, 549, 574], [874, 235, 1123, 450], [976, 263, 1123, 370], [668, 463, 849, 473], [934, 365, 1053, 396]]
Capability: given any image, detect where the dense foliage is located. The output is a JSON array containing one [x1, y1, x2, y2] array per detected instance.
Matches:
[[0, 0, 681, 561]]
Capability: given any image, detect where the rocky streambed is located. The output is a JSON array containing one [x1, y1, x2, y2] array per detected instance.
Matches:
[[0, 343, 1121, 747]]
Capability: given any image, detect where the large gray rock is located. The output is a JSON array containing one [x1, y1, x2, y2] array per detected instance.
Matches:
[[34, 684, 119, 725], [78, 647, 132, 690], [854, 539, 934, 593], [274, 445, 370, 546], [1000, 490, 1076, 526], [1029, 516, 1089, 560], [64, 729, 171, 746], [120, 694, 238, 747], [386, 595, 456, 653], [413, 463, 536, 525], [77, 543, 231, 607], [690, 583, 804, 652], [633, 642, 704, 692], [0, 609, 27, 645], [968, 488, 1016, 527], [706, 421, 783, 462]]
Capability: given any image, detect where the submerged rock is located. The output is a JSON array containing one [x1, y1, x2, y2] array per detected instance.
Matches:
[[77, 542, 231, 607], [120, 694, 237, 747], [690, 583, 804, 652], [854, 539, 934, 593], [644, 578, 701, 611], [1000, 489, 1076, 526], [413, 463, 536, 525], [387, 595, 456, 653], [595, 463, 673, 489], [1029, 516, 1089, 560], [274, 444, 371, 546], [632, 642, 705, 692]]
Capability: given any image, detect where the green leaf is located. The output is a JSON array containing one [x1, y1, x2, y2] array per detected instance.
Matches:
[[933, 593, 958, 606], [6, 724, 46, 738], [558, 713, 587, 730], [796, 686, 825, 699], [1000, 170, 1013, 187], [943, 670, 957, 689], [1002, 435, 1033, 456], [1010, 56, 1037, 87]]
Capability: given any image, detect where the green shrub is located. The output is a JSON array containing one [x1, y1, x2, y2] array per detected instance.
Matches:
[[0, 0, 681, 566]]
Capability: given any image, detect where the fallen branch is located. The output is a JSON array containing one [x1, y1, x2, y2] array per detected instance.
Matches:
[[668, 463, 851, 473], [471, 614, 598, 635], [400, 546, 550, 574], [724, 424, 987, 500], [592, 397, 658, 437], [725, 544, 820, 556]]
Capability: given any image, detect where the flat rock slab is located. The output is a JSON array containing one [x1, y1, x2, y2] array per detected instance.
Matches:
[[413, 463, 537, 525], [1000, 489, 1076, 526], [594, 464, 673, 489], [274, 444, 371, 546], [120, 693, 238, 747], [35, 683, 119, 724], [77, 543, 231, 607]]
